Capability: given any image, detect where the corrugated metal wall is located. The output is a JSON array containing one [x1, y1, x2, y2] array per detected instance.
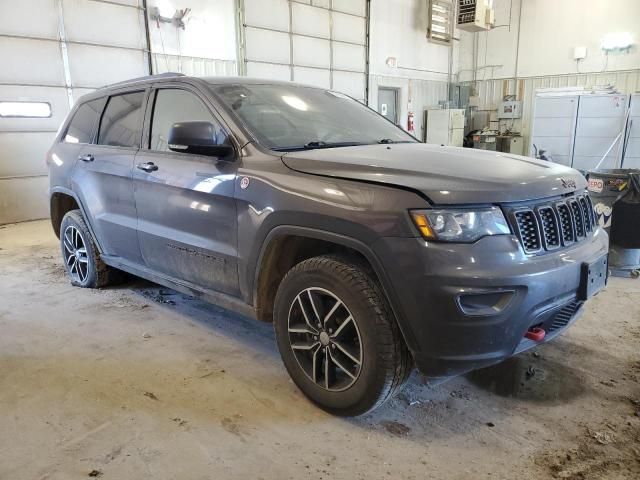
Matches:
[[464, 69, 640, 152]]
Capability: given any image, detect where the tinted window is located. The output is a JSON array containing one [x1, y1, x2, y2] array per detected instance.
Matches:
[[149, 89, 227, 152], [64, 99, 103, 144], [212, 84, 416, 151], [98, 92, 145, 147]]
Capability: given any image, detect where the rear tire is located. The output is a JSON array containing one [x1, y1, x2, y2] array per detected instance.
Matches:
[[273, 255, 412, 416], [60, 209, 124, 288]]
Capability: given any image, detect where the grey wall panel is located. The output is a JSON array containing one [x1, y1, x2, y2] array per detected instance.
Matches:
[[293, 66, 330, 88], [245, 27, 291, 64], [332, 42, 365, 72], [0, 0, 59, 39], [63, 0, 146, 49], [0, 132, 56, 178], [0, 37, 66, 86], [0, 85, 70, 132], [293, 36, 330, 68], [244, 0, 290, 30], [66, 44, 148, 88], [332, 0, 366, 16], [333, 71, 365, 100], [332, 11, 366, 44], [0, 176, 50, 225], [246, 61, 291, 81], [292, 3, 330, 38]]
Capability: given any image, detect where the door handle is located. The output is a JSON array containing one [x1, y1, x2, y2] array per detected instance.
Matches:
[[136, 162, 159, 173], [78, 154, 94, 162]]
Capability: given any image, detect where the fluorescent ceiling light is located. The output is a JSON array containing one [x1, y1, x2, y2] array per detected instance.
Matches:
[[0, 101, 51, 118], [602, 32, 634, 50]]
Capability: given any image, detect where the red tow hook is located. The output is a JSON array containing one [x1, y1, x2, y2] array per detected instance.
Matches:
[[525, 327, 546, 342]]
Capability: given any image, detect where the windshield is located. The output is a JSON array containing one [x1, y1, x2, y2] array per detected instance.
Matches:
[[212, 84, 416, 151]]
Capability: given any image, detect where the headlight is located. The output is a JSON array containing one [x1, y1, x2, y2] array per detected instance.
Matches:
[[410, 207, 511, 242]]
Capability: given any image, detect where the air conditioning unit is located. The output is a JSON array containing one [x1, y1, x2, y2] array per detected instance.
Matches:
[[456, 0, 494, 32]]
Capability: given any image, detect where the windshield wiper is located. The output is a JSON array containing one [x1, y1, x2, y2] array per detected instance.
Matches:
[[272, 141, 365, 152], [377, 138, 395, 144]]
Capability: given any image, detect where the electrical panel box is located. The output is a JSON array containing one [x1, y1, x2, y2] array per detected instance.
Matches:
[[498, 100, 522, 119], [457, 0, 493, 32]]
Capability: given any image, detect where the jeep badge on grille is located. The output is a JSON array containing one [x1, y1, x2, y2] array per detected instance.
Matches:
[[561, 178, 577, 189]]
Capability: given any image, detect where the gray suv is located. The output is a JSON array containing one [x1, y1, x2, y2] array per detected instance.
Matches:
[[47, 73, 609, 415]]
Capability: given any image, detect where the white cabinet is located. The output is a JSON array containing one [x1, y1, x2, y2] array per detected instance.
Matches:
[[530, 94, 630, 170], [425, 109, 465, 147], [529, 96, 579, 166], [623, 94, 640, 169], [572, 94, 628, 171]]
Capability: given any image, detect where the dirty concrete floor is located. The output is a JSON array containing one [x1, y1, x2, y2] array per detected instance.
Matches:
[[0, 220, 639, 480]]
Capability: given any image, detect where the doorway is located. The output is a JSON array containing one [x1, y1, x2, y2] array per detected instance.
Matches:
[[378, 87, 399, 124]]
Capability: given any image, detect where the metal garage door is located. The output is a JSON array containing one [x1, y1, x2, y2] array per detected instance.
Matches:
[[0, 0, 150, 225], [240, 0, 368, 102]]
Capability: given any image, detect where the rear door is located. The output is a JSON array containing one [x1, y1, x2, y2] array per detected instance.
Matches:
[[133, 85, 240, 296], [71, 89, 146, 264]]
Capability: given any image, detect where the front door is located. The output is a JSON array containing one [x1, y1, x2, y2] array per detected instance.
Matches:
[[71, 91, 145, 264], [378, 88, 398, 124], [133, 86, 240, 296]]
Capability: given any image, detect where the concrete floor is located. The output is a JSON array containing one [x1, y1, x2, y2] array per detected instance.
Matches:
[[0, 220, 639, 480]]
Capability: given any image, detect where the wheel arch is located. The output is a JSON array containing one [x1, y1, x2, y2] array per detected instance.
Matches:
[[252, 226, 419, 352], [49, 187, 102, 253]]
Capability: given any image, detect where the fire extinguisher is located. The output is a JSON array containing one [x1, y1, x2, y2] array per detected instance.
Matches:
[[407, 111, 415, 134]]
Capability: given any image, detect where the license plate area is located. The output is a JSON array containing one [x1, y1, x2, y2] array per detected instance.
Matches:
[[578, 255, 608, 300]]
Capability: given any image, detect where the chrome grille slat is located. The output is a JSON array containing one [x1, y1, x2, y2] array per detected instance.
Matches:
[[510, 193, 595, 255], [514, 209, 541, 253]]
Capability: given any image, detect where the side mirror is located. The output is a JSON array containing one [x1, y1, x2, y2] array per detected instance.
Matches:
[[167, 121, 233, 159]]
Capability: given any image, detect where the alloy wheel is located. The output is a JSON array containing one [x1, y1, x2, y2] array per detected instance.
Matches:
[[62, 225, 89, 284], [287, 287, 363, 392]]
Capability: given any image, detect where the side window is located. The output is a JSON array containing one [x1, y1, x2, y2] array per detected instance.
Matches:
[[97, 91, 145, 148], [150, 89, 227, 152], [64, 99, 103, 144]]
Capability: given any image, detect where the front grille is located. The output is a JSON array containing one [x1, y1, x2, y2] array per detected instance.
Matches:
[[514, 210, 541, 253], [537, 206, 560, 249], [548, 301, 583, 332], [570, 199, 585, 238], [510, 193, 595, 254]]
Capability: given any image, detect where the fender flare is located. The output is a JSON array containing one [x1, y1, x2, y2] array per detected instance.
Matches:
[[50, 186, 104, 254], [251, 225, 419, 352]]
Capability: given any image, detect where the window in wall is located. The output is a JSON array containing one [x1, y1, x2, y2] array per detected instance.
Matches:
[[149, 89, 227, 152], [98, 92, 145, 148], [0, 101, 51, 118], [427, 0, 454, 45], [64, 99, 104, 144]]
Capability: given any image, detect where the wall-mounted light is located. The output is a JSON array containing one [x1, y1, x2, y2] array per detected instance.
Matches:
[[0, 101, 51, 118], [601, 32, 634, 52]]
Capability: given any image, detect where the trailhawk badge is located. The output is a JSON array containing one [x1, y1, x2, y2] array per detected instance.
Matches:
[[560, 178, 577, 189], [240, 177, 250, 189]]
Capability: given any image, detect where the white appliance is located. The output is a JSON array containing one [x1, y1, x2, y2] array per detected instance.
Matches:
[[622, 94, 640, 168], [572, 94, 629, 170], [530, 95, 580, 166], [424, 109, 465, 147]]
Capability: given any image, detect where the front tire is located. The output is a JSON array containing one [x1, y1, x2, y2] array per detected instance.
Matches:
[[60, 210, 123, 288], [273, 255, 412, 416]]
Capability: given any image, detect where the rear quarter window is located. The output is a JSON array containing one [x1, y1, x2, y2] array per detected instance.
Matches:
[[63, 99, 104, 144]]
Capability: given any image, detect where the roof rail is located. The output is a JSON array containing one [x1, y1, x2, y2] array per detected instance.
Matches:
[[107, 72, 186, 88]]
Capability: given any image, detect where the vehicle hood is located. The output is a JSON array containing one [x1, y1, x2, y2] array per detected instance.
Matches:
[[281, 143, 587, 205]]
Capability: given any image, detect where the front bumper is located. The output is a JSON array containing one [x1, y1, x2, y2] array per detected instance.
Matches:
[[373, 228, 609, 379]]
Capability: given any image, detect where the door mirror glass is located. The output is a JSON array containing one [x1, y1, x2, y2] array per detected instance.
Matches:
[[167, 121, 233, 158]]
